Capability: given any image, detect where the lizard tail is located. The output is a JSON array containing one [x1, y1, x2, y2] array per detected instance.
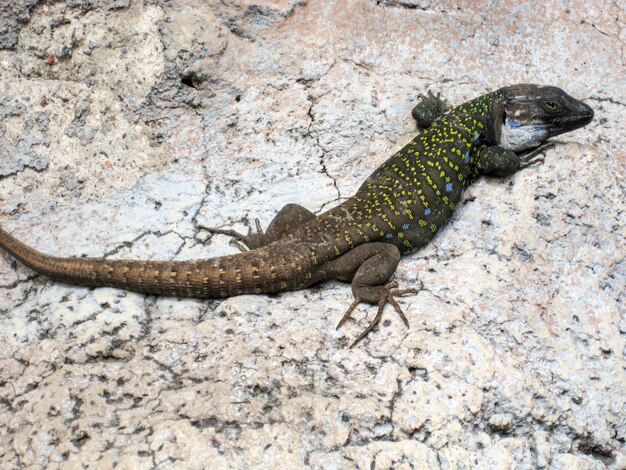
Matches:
[[0, 227, 319, 298]]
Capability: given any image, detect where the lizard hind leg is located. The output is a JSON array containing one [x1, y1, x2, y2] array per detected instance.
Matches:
[[328, 242, 418, 348], [201, 203, 315, 252], [411, 90, 449, 129]]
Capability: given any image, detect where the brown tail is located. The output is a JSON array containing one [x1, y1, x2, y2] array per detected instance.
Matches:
[[0, 226, 319, 298]]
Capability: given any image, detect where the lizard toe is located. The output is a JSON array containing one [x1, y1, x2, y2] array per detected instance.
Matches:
[[339, 282, 417, 348]]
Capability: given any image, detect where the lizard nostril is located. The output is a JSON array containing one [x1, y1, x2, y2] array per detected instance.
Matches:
[[582, 103, 594, 122]]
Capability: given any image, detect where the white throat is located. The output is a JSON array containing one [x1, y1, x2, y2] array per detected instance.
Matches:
[[499, 119, 548, 151]]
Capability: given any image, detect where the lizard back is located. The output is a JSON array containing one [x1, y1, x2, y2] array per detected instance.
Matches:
[[295, 92, 496, 257]]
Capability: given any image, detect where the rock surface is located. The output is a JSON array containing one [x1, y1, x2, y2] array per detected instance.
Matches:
[[0, 1, 624, 468]]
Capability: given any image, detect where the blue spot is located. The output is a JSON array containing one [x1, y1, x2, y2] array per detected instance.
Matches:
[[446, 183, 453, 192], [402, 223, 410, 230], [435, 117, 441, 122], [464, 150, 470, 163], [424, 208, 432, 216], [473, 134, 480, 142], [509, 120, 521, 128], [385, 233, 393, 239]]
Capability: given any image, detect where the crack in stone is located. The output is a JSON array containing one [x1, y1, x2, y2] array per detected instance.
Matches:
[[588, 95, 626, 107], [0, 162, 49, 181], [304, 100, 341, 204]]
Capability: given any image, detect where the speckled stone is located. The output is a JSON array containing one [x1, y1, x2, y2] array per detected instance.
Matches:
[[0, 1, 624, 469]]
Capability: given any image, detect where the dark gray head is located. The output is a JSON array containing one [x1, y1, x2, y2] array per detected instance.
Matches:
[[491, 84, 594, 152]]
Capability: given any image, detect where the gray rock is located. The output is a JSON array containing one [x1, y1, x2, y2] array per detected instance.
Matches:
[[0, 1, 623, 468]]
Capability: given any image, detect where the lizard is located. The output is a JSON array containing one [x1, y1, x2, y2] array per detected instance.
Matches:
[[0, 84, 594, 347]]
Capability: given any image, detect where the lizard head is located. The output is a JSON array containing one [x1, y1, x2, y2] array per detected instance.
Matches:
[[492, 84, 594, 152]]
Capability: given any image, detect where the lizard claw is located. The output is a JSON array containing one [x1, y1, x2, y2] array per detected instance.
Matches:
[[519, 143, 554, 169], [228, 239, 249, 253], [417, 90, 450, 109], [417, 90, 440, 100], [337, 281, 418, 348], [200, 218, 266, 252]]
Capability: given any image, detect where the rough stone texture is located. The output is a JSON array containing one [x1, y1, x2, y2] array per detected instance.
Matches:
[[0, 1, 624, 468]]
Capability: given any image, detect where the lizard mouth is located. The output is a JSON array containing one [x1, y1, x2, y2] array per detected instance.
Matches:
[[550, 103, 594, 134]]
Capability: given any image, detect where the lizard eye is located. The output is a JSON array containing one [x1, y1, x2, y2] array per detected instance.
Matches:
[[544, 101, 560, 111]]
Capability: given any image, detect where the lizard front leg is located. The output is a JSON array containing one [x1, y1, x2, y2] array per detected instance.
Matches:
[[202, 203, 316, 252], [411, 90, 449, 129], [476, 143, 554, 177], [327, 242, 417, 348]]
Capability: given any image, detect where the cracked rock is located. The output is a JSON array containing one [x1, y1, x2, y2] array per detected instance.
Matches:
[[0, 1, 624, 469]]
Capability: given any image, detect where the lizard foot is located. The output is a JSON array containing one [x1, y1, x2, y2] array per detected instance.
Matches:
[[199, 204, 315, 252], [519, 143, 554, 169], [417, 90, 450, 110], [337, 281, 418, 348], [199, 218, 265, 252], [412, 90, 449, 129]]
